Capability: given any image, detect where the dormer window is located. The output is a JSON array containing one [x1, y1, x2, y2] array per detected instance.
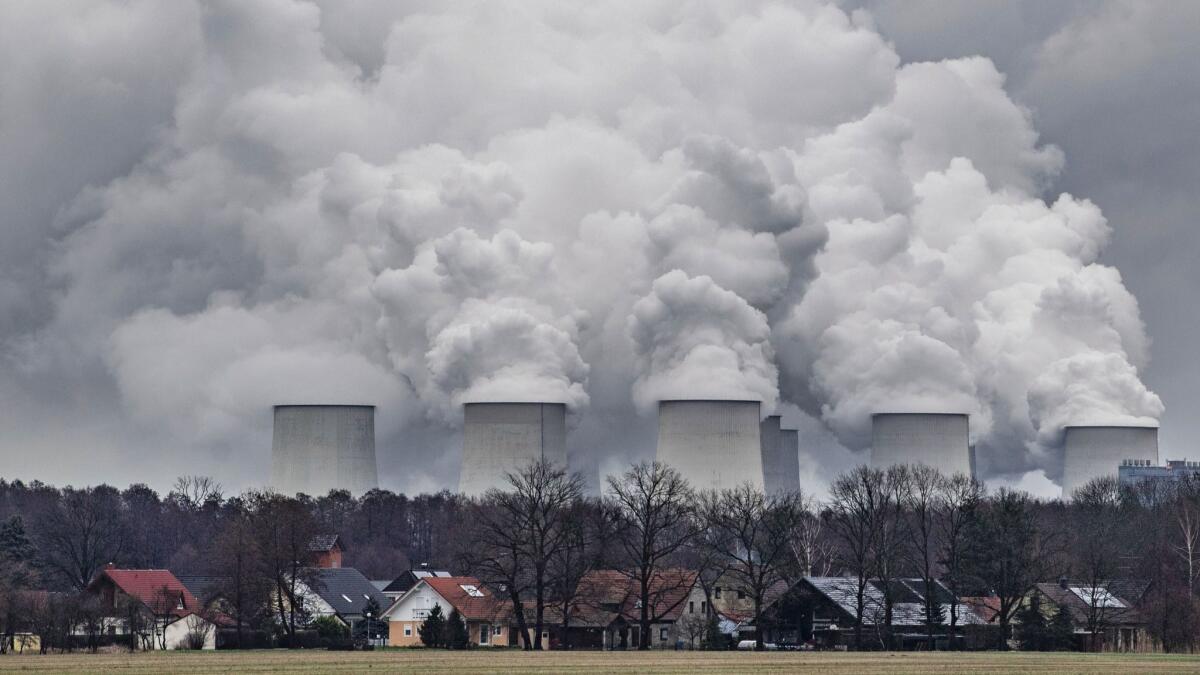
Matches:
[[176, 594, 185, 610], [460, 584, 484, 597]]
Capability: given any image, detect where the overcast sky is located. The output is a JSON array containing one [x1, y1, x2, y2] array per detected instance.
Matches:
[[0, 1, 1195, 499]]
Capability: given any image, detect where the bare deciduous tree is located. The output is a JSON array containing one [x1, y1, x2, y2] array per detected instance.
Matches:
[[936, 472, 982, 645], [461, 491, 534, 650], [170, 476, 223, 512], [873, 465, 912, 649], [1071, 476, 1126, 651], [504, 460, 584, 650], [791, 494, 833, 577], [34, 487, 127, 590], [699, 484, 806, 649], [606, 461, 701, 650], [250, 492, 318, 647], [827, 465, 886, 649]]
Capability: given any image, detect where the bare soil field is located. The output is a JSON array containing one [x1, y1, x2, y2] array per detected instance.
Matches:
[[1, 650, 1199, 674]]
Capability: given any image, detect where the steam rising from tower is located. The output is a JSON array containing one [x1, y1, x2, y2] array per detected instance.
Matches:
[[656, 400, 764, 492], [459, 402, 567, 496], [270, 405, 377, 496]]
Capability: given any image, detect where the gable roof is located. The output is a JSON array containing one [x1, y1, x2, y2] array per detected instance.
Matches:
[[382, 569, 453, 594], [802, 577, 986, 628], [308, 534, 344, 553], [1034, 581, 1147, 626], [422, 576, 509, 622], [176, 575, 229, 604], [572, 569, 700, 626], [88, 569, 200, 618], [307, 567, 389, 618]]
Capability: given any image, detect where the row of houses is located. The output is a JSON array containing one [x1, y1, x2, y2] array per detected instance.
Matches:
[[4, 533, 1155, 652]]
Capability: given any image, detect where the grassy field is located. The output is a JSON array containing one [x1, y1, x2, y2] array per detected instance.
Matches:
[[2, 650, 1200, 674]]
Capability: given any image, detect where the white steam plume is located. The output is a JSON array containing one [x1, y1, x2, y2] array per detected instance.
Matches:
[[0, 1, 1160, 491]]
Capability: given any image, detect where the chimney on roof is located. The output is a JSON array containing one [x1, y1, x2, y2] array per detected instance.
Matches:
[[1058, 576, 1069, 590]]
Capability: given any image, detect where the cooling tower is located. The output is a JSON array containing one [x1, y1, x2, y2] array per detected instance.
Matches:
[[656, 400, 764, 492], [270, 405, 377, 497], [761, 416, 800, 496], [779, 429, 801, 495], [459, 402, 568, 496], [870, 413, 973, 478], [1061, 425, 1158, 498]]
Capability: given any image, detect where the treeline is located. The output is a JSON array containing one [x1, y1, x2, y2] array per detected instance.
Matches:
[[2, 462, 1200, 652]]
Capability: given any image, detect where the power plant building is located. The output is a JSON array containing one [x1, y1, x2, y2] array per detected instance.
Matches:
[[271, 405, 378, 497], [870, 412, 973, 478], [1061, 425, 1159, 499], [760, 415, 801, 496], [656, 400, 764, 493], [459, 402, 567, 496]]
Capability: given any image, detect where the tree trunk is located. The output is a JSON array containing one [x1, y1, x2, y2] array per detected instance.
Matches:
[[560, 600, 571, 650], [509, 590, 532, 651], [753, 594, 764, 650], [854, 585, 865, 650], [533, 563, 545, 650], [640, 582, 651, 650]]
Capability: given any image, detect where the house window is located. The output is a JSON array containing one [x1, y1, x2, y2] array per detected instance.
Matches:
[[460, 584, 484, 597], [737, 590, 746, 600], [689, 601, 695, 614], [701, 601, 706, 614], [715, 587, 722, 599], [480, 625, 489, 644], [494, 626, 503, 636], [660, 627, 668, 641], [177, 594, 185, 610], [404, 624, 413, 637]]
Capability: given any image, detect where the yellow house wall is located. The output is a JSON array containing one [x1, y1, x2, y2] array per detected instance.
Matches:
[[388, 619, 511, 647]]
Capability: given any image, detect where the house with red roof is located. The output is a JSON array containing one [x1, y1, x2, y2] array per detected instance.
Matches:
[[381, 575, 513, 647], [565, 569, 705, 649], [85, 565, 224, 650]]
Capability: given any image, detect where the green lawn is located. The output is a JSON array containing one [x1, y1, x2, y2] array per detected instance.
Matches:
[[1, 650, 1199, 674]]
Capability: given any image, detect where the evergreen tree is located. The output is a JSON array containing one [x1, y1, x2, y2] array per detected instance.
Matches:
[[361, 596, 383, 642], [0, 515, 38, 587], [446, 607, 470, 649], [418, 604, 446, 648], [0, 516, 35, 564], [702, 613, 726, 651], [1049, 604, 1075, 651], [1015, 597, 1049, 651]]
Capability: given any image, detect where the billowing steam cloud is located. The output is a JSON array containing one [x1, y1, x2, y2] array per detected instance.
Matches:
[[629, 271, 778, 414], [0, 1, 1160, 491]]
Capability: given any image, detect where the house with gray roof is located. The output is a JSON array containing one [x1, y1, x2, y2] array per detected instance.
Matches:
[[295, 567, 390, 628], [756, 577, 989, 649]]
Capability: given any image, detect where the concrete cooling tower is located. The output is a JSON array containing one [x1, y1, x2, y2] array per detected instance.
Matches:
[[1061, 425, 1159, 498], [459, 402, 568, 496], [779, 429, 801, 495], [760, 416, 801, 496], [871, 413, 973, 478], [271, 405, 377, 497], [656, 400, 764, 492]]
